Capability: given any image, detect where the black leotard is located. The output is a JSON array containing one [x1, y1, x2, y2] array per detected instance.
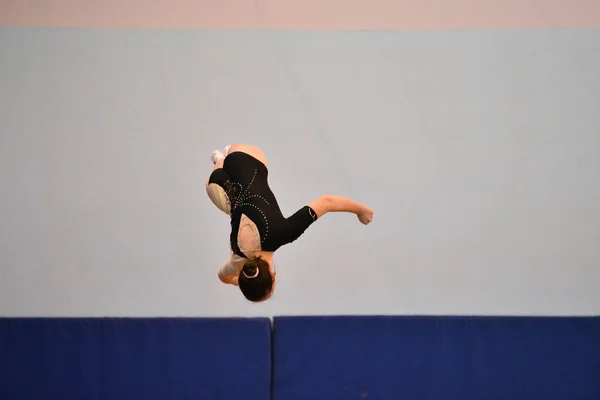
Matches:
[[208, 151, 318, 259]]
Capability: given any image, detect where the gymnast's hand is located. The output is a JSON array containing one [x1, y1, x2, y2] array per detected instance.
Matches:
[[357, 204, 374, 225]]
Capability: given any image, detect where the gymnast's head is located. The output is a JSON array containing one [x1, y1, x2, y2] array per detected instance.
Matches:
[[238, 255, 275, 302]]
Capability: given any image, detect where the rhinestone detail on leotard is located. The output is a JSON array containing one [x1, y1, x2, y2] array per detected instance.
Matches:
[[225, 169, 270, 243]]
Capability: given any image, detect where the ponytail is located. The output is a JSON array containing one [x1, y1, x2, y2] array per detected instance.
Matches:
[[238, 256, 273, 302], [242, 263, 260, 279]]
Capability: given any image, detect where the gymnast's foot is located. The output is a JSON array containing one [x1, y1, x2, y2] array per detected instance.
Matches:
[[223, 145, 231, 156], [211, 150, 225, 165]]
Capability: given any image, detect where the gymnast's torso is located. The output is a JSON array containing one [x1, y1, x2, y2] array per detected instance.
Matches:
[[208, 151, 318, 259]]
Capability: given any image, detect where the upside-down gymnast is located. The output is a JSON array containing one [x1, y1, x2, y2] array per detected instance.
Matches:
[[205, 144, 374, 302]]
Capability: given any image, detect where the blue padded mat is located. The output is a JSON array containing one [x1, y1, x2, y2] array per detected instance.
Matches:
[[272, 315, 600, 400], [0, 317, 271, 400]]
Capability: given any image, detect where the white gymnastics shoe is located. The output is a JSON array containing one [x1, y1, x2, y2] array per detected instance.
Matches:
[[223, 145, 231, 156], [211, 150, 225, 164]]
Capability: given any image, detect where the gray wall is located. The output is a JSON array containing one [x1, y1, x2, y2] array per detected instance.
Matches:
[[1, 28, 598, 317]]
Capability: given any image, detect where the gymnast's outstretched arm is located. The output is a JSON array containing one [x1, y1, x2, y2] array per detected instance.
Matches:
[[308, 195, 373, 224], [276, 195, 373, 246]]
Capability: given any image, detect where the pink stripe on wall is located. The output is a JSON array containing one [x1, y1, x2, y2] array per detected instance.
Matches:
[[1, 0, 599, 30]]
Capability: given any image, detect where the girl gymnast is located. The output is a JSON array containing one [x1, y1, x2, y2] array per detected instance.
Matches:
[[206, 144, 374, 302]]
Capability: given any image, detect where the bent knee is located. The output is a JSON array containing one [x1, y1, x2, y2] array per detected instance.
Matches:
[[228, 144, 268, 167]]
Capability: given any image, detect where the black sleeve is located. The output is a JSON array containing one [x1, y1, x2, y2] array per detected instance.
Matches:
[[208, 168, 230, 189], [279, 205, 318, 245]]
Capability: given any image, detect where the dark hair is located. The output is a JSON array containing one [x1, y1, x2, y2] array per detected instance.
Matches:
[[238, 256, 273, 302]]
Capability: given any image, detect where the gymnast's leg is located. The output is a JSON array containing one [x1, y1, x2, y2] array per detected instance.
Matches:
[[226, 143, 269, 168], [204, 144, 268, 214], [205, 150, 225, 188], [205, 148, 230, 215]]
